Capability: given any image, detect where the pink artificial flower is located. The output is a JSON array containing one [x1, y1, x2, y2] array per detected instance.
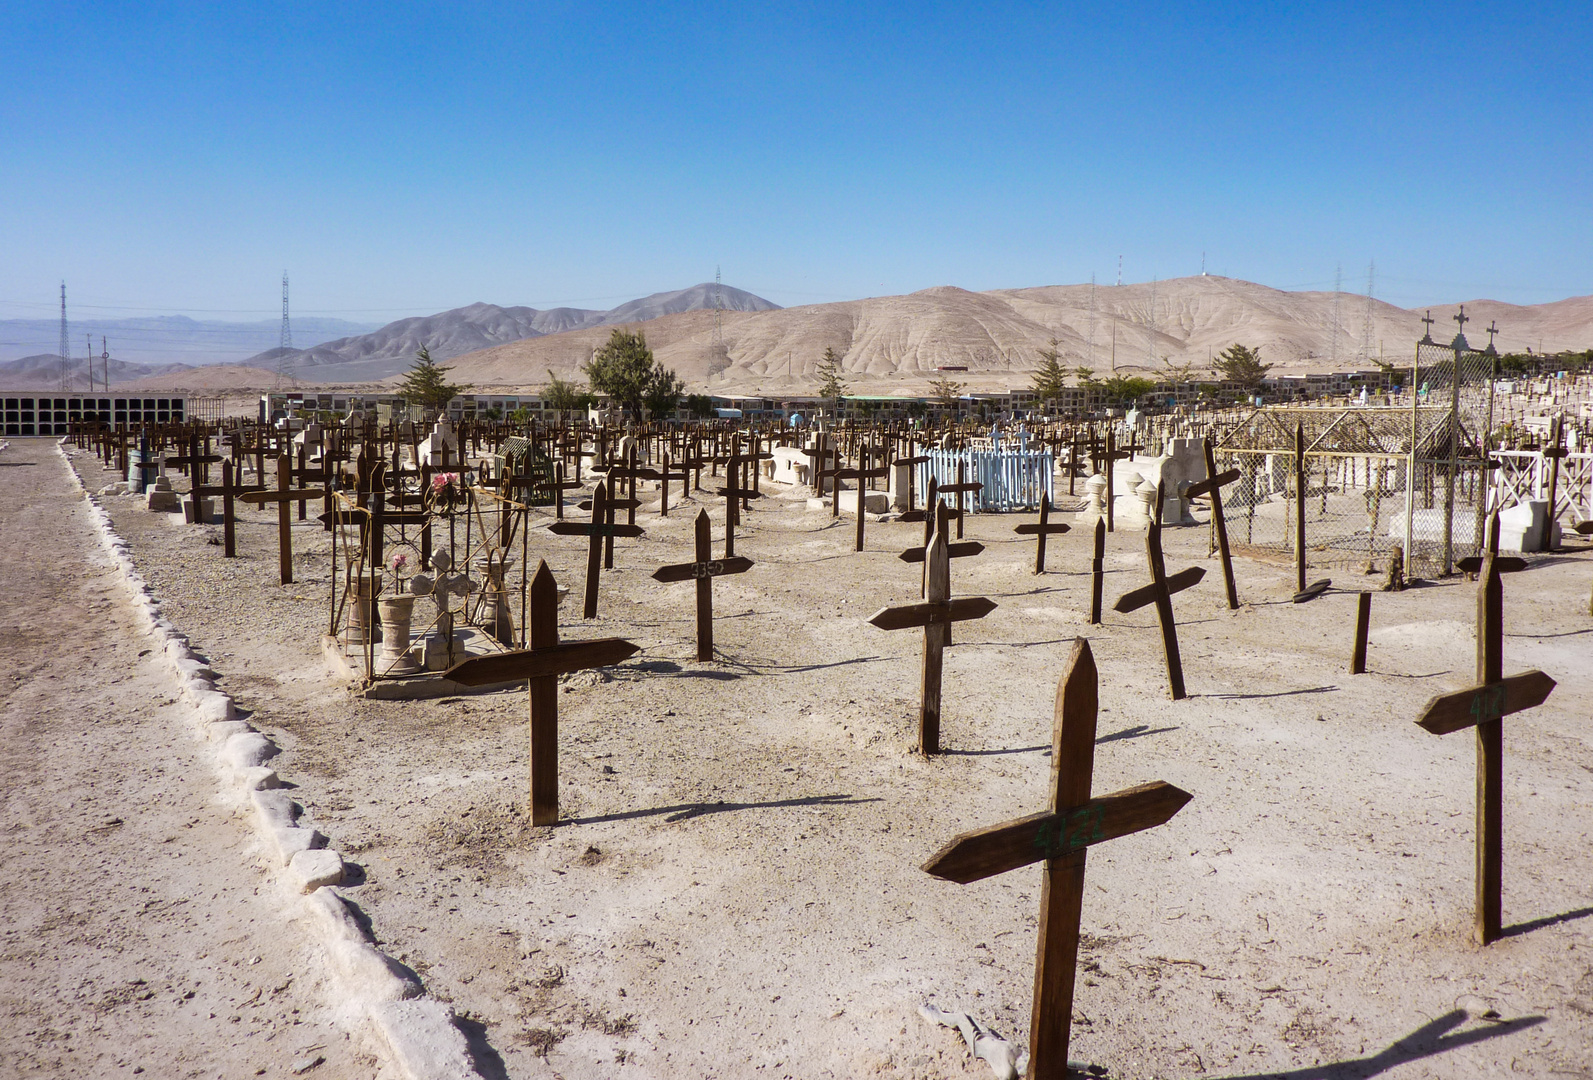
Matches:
[[431, 472, 460, 491], [391, 553, 408, 572]]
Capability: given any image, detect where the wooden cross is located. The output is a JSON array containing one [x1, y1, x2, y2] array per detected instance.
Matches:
[[1112, 486, 1204, 700], [1014, 493, 1071, 573], [922, 638, 1192, 1079], [833, 465, 888, 551], [548, 481, 644, 618], [937, 465, 982, 539], [1088, 518, 1105, 625], [894, 452, 930, 513], [652, 509, 753, 661], [577, 490, 642, 569], [1291, 422, 1332, 602], [869, 505, 996, 754], [238, 455, 328, 585], [191, 460, 238, 555], [1414, 512, 1554, 944], [445, 560, 640, 825], [1097, 427, 1141, 533], [1193, 440, 1240, 609], [1541, 416, 1566, 549], [714, 475, 762, 558]]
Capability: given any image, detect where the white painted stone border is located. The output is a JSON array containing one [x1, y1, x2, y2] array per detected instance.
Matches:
[[57, 441, 484, 1080]]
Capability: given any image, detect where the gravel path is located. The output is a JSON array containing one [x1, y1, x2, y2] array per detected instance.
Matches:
[[0, 441, 370, 1079]]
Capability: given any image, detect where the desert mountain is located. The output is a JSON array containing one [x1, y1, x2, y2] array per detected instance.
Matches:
[[0, 353, 195, 391], [438, 276, 1593, 397], [249, 284, 780, 383], [0, 315, 378, 367]]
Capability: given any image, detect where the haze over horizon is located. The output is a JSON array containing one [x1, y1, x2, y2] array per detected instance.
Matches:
[[2, 3, 1588, 327]]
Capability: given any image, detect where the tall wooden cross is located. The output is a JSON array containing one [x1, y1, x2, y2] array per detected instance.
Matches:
[[652, 509, 754, 661], [549, 481, 643, 618], [238, 455, 327, 585], [1291, 421, 1332, 602], [1414, 513, 1554, 944], [1112, 487, 1204, 700], [446, 561, 640, 825], [1088, 518, 1105, 625], [922, 638, 1192, 1078], [715, 470, 762, 558], [1014, 493, 1071, 573], [870, 505, 996, 754]]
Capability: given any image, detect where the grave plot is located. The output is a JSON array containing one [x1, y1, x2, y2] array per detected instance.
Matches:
[[62, 443, 1593, 1080]]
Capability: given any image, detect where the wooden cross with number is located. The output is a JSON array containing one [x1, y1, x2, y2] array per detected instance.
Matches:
[[238, 455, 328, 584], [1112, 485, 1204, 700], [1014, 493, 1071, 573], [1414, 512, 1555, 944], [870, 503, 996, 754], [549, 481, 644, 618], [715, 471, 763, 558], [922, 638, 1192, 1079], [652, 509, 754, 661], [445, 561, 640, 825]]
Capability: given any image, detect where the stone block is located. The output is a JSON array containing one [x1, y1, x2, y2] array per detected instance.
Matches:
[[287, 848, 345, 892]]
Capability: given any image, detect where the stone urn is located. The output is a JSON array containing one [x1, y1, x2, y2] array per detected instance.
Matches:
[[376, 595, 420, 676], [1076, 474, 1107, 524], [343, 572, 383, 646], [472, 555, 515, 646]]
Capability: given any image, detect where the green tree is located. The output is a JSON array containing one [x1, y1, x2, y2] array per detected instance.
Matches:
[[816, 346, 849, 406], [1098, 375, 1156, 407], [642, 368, 685, 420], [1073, 365, 1100, 387], [683, 393, 714, 419], [1212, 343, 1272, 390], [1031, 338, 1067, 403], [542, 369, 595, 415], [396, 346, 468, 413], [582, 328, 683, 420], [929, 376, 964, 413]]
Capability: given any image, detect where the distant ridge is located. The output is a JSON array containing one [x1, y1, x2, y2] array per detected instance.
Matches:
[[0, 353, 194, 391], [247, 283, 780, 383]]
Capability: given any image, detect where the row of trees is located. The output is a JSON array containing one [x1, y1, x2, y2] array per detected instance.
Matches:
[[397, 332, 1281, 421]]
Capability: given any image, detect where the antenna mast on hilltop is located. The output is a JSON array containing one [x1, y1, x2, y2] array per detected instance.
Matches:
[[1359, 261, 1376, 365], [713, 265, 724, 348], [59, 282, 70, 392], [276, 271, 293, 388], [1116, 255, 1122, 287]]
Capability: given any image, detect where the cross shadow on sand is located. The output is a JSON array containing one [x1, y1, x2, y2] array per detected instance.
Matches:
[[563, 793, 881, 826], [1205, 1009, 1544, 1079], [1202, 685, 1339, 700], [1501, 905, 1593, 938]]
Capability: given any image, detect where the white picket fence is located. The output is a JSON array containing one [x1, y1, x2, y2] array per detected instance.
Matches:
[[919, 448, 1054, 512], [1492, 449, 1593, 524]]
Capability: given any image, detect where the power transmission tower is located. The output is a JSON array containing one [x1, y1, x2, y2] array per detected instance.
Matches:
[[1359, 261, 1376, 365], [1146, 277, 1158, 366], [713, 265, 723, 348], [59, 282, 69, 392], [1086, 273, 1097, 372], [277, 271, 293, 388], [1116, 255, 1122, 287], [102, 337, 110, 392], [1329, 264, 1342, 368], [85, 334, 93, 391]]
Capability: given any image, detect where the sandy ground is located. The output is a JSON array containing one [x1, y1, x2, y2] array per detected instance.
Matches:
[[49, 444, 1593, 1079], [0, 443, 375, 1079]]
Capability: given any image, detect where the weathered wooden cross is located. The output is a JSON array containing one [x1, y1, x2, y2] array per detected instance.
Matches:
[[652, 509, 754, 661], [549, 481, 644, 618], [870, 505, 996, 754], [922, 637, 1192, 1079], [239, 455, 328, 585], [1413, 513, 1554, 944], [1193, 440, 1240, 609], [1112, 486, 1204, 700], [833, 463, 888, 551], [445, 561, 640, 825], [714, 464, 762, 558], [1014, 493, 1071, 573], [1088, 518, 1106, 625], [1291, 422, 1332, 602]]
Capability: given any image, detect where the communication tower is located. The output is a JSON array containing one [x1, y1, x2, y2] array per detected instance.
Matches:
[[1085, 274, 1097, 372], [1329, 265, 1342, 367], [277, 272, 293, 387], [1359, 261, 1376, 365]]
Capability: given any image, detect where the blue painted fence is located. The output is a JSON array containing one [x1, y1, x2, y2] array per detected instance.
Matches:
[[919, 448, 1054, 512]]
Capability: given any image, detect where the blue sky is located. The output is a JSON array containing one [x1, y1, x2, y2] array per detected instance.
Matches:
[[1, 1, 1588, 324]]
